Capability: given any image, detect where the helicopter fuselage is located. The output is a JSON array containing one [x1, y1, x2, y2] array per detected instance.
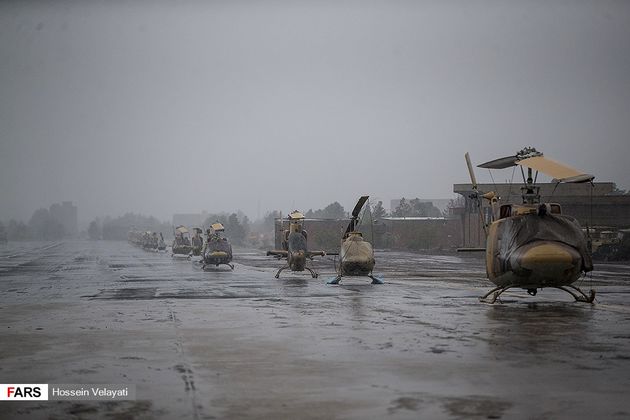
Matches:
[[340, 232, 375, 276], [485, 206, 592, 289], [287, 231, 308, 271], [203, 236, 233, 266], [268, 215, 323, 278]]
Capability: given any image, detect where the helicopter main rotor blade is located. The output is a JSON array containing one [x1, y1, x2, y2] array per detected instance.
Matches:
[[477, 155, 518, 169], [516, 156, 594, 183], [344, 196, 369, 236], [351, 196, 370, 218], [465, 153, 478, 190]]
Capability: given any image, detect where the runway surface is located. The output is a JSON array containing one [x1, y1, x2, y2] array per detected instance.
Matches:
[[0, 240, 629, 419]]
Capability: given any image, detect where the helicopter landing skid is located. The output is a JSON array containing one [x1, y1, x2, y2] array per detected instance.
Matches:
[[480, 285, 596, 304], [327, 275, 383, 285], [556, 285, 596, 303], [275, 265, 318, 278], [274, 265, 288, 278], [327, 276, 341, 285], [202, 262, 234, 271]]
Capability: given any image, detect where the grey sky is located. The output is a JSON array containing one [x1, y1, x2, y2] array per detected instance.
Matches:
[[1, 0, 629, 224]]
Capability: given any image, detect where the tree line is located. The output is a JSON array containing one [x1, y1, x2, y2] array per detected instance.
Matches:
[[1, 208, 67, 241], [2, 197, 443, 243]]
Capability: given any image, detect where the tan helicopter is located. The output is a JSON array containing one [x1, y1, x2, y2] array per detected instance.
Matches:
[[464, 147, 595, 303], [201, 222, 234, 270], [266, 211, 325, 278], [171, 226, 193, 258], [328, 196, 383, 285]]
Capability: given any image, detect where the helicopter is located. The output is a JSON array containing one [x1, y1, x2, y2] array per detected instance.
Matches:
[[464, 147, 595, 303], [201, 222, 234, 270], [328, 196, 382, 285], [171, 226, 193, 258], [266, 211, 325, 278]]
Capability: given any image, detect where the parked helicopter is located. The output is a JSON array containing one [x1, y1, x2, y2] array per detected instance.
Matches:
[[128, 229, 143, 247], [328, 196, 382, 285], [171, 226, 193, 258], [266, 211, 325, 278], [140, 231, 165, 252], [464, 147, 595, 303], [201, 222, 234, 270]]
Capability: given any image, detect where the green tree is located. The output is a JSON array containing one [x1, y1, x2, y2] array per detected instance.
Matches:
[[307, 202, 346, 219], [371, 201, 387, 219], [7, 219, 30, 240], [227, 213, 246, 245], [101, 213, 170, 240], [392, 198, 411, 217], [29, 208, 65, 240], [203, 214, 229, 230], [88, 219, 100, 240]]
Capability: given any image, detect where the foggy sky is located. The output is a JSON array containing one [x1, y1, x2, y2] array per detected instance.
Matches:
[[2, 0, 629, 225]]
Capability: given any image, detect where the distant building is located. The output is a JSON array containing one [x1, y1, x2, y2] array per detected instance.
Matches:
[[172, 211, 208, 229], [49, 201, 78, 237]]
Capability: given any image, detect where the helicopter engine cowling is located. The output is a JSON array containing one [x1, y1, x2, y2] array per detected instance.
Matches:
[[340, 232, 375, 276]]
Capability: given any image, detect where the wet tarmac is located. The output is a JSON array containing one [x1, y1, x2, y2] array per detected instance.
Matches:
[[0, 240, 629, 419]]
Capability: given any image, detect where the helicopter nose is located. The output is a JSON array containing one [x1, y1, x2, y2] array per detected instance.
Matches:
[[513, 242, 580, 279]]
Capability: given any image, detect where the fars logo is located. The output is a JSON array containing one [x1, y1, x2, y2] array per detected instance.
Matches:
[[0, 384, 48, 400]]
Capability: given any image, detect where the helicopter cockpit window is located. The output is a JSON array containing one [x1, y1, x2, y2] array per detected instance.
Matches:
[[550, 204, 562, 214], [499, 205, 511, 219], [288, 231, 307, 251]]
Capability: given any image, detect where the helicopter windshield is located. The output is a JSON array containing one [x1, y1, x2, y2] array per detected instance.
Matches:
[[497, 214, 593, 272], [287, 232, 307, 252]]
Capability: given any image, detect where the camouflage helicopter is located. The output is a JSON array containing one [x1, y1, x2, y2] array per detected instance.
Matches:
[[266, 211, 325, 278], [171, 226, 193, 258], [464, 147, 595, 303], [328, 196, 382, 285], [201, 222, 234, 270]]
